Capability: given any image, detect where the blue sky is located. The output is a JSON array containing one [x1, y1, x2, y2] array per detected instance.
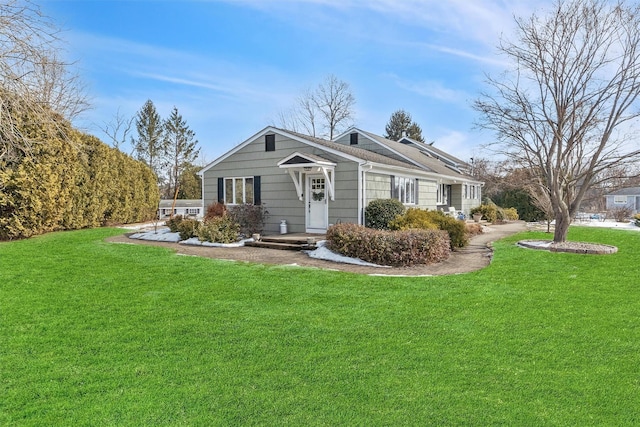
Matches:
[[41, 0, 550, 164]]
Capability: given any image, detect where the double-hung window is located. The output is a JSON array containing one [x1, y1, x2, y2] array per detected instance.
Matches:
[[393, 176, 416, 205], [614, 195, 627, 204], [224, 177, 254, 205]]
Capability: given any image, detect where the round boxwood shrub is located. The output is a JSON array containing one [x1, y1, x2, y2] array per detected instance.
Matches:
[[364, 198, 406, 230]]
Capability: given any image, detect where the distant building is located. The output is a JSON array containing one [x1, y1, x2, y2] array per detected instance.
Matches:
[[158, 199, 203, 219], [605, 187, 640, 215]]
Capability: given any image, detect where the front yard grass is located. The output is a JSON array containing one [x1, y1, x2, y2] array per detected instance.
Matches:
[[1, 226, 639, 425]]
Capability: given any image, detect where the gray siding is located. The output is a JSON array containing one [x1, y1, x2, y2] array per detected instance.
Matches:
[[203, 133, 359, 233], [606, 195, 640, 214], [330, 162, 359, 225], [364, 173, 438, 210], [417, 179, 437, 209], [365, 172, 391, 202]]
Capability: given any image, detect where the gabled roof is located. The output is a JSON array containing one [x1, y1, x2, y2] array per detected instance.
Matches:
[[340, 128, 477, 182], [199, 126, 422, 175], [398, 136, 469, 169], [199, 126, 482, 184], [607, 187, 640, 196]]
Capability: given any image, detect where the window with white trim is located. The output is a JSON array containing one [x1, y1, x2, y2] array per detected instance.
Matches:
[[437, 184, 449, 205], [465, 184, 480, 200], [186, 208, 200, 215], [224, 177, 254, 205], [614, 195, 628, 204], [394, 176, 416, 204]]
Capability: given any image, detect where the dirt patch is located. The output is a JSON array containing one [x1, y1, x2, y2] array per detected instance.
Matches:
[[107, 221, 529, 276]]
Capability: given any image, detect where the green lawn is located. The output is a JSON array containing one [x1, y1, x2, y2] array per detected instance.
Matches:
[[1, 226, 639, 425]]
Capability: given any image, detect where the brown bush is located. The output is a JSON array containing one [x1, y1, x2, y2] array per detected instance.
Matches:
[[205, 202, 227, 220], [465, 222, 484, 237], [326, 223, 450, 267]]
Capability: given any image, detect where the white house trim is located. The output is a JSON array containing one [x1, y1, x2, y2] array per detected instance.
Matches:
[[277, 152, 337, 201]]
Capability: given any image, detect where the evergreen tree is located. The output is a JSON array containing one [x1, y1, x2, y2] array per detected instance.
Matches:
[[384, 109, 425, 142], [133, 100, 165, 177], [177, 163, 202, 199], [163, 107, 200, 199]]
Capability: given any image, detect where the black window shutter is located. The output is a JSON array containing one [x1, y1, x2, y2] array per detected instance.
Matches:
[[265, 134, 275, 151], [390, 175, 396, 198], [350, 132, 358, 145], [415, 179, 419, 204], [253, 176, 261, 205], [217, 178, 224, 203]]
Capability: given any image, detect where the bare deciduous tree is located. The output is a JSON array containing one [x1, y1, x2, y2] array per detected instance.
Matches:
[[277, 74, 355, 140], [315, 74, 355, 140], [475, 0, 640, 243], [0, 0, 88, 163], [100, 108, 134, 152]]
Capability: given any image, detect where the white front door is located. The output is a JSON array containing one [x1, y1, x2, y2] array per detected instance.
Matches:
[[306, 175, 328, 232]]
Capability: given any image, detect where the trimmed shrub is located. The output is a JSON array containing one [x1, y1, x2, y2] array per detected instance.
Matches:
[[425, 211, 469, 249], [388, 208, 439, 231], [196, 216, 240, 243], [634, 213, 640, 227], [391, 209, 468, 249], [502, 207, 519, 221], [470, 203, 498, 223], [472, 199, 519, 224], [228, 203, 269, 236], [177, 218, 200, 241], [326, 223, 450, 267], [364, 198, 406, 230], [205, 202, 227, 220], [465, 222, 484, 237], [165, 215, 184, 232]]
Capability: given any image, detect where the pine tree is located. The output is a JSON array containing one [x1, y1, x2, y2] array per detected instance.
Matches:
[[384, 109, 425, 142], [163, 107, 200, 200], [132, 100, 165, 178]]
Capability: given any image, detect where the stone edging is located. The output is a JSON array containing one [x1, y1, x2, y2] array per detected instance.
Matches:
[[518, 240, 618, 255]]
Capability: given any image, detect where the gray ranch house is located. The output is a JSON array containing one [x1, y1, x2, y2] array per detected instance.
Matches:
[[199, 126, 483, 234], [605, 187, 640, 215]]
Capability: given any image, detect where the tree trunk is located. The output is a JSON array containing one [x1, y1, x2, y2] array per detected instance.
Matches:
[[553, 211, 571, 243]]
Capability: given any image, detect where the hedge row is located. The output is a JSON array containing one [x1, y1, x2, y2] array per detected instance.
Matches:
[[1, 126, 159, 240], [326, 223, 451, 267]]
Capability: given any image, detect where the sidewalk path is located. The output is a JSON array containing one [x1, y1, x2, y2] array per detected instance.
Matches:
[[107, 221, 528, 276]]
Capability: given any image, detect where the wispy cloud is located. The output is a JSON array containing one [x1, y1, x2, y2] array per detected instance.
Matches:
[[218, 0, 551, 49], [386, 73, 469, 104]]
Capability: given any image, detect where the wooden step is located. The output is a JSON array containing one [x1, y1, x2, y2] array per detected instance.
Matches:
[[260, 236, 310, 245], [244, 240, 316, 251]]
